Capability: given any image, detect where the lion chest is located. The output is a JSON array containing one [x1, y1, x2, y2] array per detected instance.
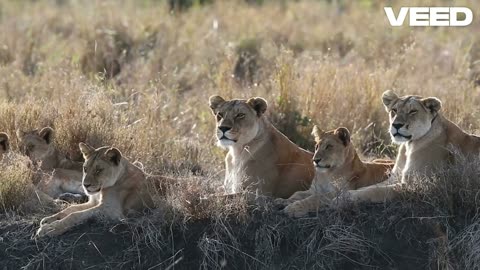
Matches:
[[402, 142, 449, 183], [224, 148, 278, 193]]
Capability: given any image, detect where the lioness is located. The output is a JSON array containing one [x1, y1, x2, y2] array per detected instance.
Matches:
[[36, 143, 154, 237], [16, 127, 82, 171], [344, 90, 480, 204], [209, 95, 315, 199], [0, 132, 9, 161], [17, 127, 85, 200], [283, 126, 394, 217]]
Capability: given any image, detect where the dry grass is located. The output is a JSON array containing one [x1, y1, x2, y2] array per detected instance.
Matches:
[[1, 0, 480, 269]]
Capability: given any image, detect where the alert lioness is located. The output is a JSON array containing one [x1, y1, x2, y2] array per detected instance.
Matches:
[[17, 127, 85, 200], [0, 132, 10, 161], [344, 90, 480, 204], [283, 126, 393, 217], [209, 95, 315, 199], [36, 143, 154, 237]]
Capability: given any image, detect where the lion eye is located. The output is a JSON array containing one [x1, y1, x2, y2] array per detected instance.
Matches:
[[95, 168, 103, 175], [216, 113, 223, 121], [325, 144, 332, 150], [390, 109, 397, 116], [409, 110, 418, 115], [236, 113, 245, 119]]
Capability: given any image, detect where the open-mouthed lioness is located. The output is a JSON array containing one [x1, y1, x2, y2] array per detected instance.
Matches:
[[0, 132, 10, 161], [17, 127, 85, 200], [282, 126, 394, 217], [344, 90, 480, 204], [209, 95, 315, 199], [36, 143, 155, 237]]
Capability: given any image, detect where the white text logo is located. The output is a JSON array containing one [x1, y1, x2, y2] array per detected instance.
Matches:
[[384, 7, 473, 27]]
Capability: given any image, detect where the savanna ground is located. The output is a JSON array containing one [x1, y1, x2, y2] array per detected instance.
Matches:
[[1, 0, 480, 269]]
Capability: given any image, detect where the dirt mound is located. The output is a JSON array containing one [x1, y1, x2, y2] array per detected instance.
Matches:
[[0, 199, 460, 270]]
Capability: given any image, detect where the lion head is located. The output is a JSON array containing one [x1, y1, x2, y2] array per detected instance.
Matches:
[[382, 90, 442, 143], [311, 126, 352, 172], [79, 143, 125, 195], [16, 127, 55, 164], [208, 95, 267, 148], [0, 132, 10, 161]]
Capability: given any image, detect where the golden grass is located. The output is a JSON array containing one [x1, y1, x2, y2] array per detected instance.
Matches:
[[0, 0, 479, 225]]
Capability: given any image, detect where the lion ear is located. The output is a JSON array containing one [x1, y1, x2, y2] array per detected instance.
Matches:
[[382, 90, 399, 111], [0, 133, 9, 152], [39, 127, 54, 144], [335, 127, 351, 146], [79, 142, 95, 159], [105, 147, 122, 166], [246, 97, 268, 117], [311, 125, 324, 141], [421, 97, 442, 113], [209, 95, 226, 114]]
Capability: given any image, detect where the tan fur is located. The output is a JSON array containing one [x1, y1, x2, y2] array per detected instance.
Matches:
[[283, 126, 393, 217], [209, 95, 315, 199], [36, 143, 155, 237], [16, 127, 84, 199], [345, 90, 480, 204]]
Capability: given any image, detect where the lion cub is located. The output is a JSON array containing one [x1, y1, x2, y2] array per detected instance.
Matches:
[[209, 95, 315, 199], [36, 143, 154, 237], [283, 126, 393, 217], [17, 127, 85, 200]]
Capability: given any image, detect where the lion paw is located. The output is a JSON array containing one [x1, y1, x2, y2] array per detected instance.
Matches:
[[284, 202, 309, 218], [40, 214, 62, 226], [274, 198, 290, 206], [35, 222, 64, 238]]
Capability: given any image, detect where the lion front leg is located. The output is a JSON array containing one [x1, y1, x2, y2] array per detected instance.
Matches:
[[40, 199, 98, 226], [335, 183, 401, 207], [37, 200, 125, 238], [275, 190, 312, 206], [36, 206, 102, 237], [284, 193, 327, 218]]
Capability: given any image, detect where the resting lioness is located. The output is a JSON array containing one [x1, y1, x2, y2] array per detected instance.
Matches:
[[36, 143, 154, 237], [17, 127, 85, 200], [344, 90, 480, 204], [0, 132, 10, 161], [209, 95, 315, 199], [17, 127, 82, 171], [283, 126, 394, 217]]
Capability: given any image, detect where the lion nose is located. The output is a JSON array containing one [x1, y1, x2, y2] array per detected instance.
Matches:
[[392, 123, 404, 130], [313, 158, 322, 164], [219, 126, 231, 133], [83, 183, 92, 189]]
